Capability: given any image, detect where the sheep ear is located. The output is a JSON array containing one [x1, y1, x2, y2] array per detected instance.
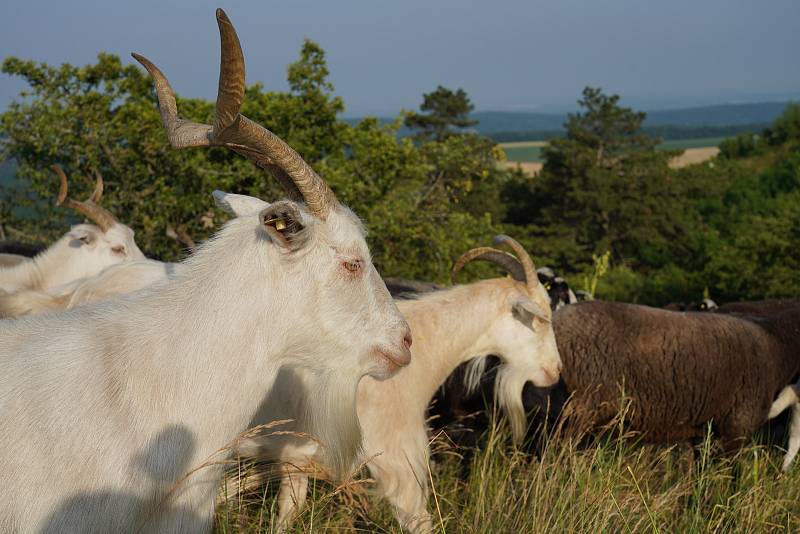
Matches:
[[212, 191, 269, 217], [512, 296, 550, 326], [259, 201, 307, 250], [567, 288, 578, 304]]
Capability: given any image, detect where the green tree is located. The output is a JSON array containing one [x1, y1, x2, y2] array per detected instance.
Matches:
[[404, 85, 477, 141], [0, 43, 348, 261], [765, 102, 800, 147], [0, 45, 503, 283], [505, 87, 688, 272]]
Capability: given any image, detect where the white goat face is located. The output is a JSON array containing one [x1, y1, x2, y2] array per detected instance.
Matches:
[[213, 191, 412, 381], [62, 223, 146, 280], [489, 281, 562, 388]]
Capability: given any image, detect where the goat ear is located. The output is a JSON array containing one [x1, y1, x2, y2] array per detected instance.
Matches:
[[511, 296, 550, 326], [212, 191, 269, 217], [259, 201, 307, 250], [68, 227, 97, 246]]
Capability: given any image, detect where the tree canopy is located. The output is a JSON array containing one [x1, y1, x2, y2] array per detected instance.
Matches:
[[0, 45, 502, 282], [1, 48, 798, 305], [404, 85, 478, 141]]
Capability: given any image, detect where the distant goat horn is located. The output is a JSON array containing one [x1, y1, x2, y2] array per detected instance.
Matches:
[[53, 165, 117, 232], [132, 8, 339, 220], [451, 246, 525, 285]]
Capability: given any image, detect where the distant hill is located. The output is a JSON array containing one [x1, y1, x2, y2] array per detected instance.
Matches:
[[345, 101, 793, 141], [469, 111, 564, 133], [473, 102, 791, 132], [643, 102, 790, 127]]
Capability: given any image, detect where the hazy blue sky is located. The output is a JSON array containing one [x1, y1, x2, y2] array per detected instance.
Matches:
[[1, 0, 798, 116]]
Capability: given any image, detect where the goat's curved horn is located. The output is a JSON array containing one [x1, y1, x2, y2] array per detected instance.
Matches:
[[53, 165, 117, 232], [89, 171, 104, 203], [132, 8, 338, 220], [451, 247, 525, 285], [492, 234, 539, 293]]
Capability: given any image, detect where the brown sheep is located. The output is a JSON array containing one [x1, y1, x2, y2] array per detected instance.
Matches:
[[553, 301, 800, 448]]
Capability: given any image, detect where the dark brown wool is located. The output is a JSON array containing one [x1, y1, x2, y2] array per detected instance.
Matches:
[[554, 301, 800, 447]]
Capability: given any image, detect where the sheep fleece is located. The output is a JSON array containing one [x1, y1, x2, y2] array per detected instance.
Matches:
[[554, 301, 797, 444]]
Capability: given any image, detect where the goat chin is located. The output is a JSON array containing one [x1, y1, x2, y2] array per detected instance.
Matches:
[[298, 371, 363, 480]]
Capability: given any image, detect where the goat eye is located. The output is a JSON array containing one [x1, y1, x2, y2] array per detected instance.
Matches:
[[343, 260, 361, 273], [111, 246, 125, 255]]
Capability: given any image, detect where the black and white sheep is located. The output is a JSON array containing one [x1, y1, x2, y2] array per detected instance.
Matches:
[[663, 298, 718, 312], [536, 266, 577, 310]]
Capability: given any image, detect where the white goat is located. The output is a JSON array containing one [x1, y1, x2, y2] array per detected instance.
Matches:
[[0, 166, 145, 293], [0, 10, 411, 533], [767, 382, 800, 471], [234, 235, 562, 532], [0, 259, 182, 317]]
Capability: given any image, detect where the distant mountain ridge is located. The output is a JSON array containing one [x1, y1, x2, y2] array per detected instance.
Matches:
[[344, 101, 793, 138]]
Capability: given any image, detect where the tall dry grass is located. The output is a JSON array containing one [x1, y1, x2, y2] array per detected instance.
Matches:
[[215, 413, 800, 533]]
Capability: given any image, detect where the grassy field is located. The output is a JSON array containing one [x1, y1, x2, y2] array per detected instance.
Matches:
[[659, 137, 727, 151], [214, 416, 800, 532], [500, 141, 547, 163], [500, 137, 725, 163]]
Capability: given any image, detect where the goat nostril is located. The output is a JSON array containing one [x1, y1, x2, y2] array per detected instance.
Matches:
[[403, 332, 413, 349]]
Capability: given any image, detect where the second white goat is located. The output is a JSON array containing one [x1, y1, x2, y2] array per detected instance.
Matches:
[[234, 235, 562, 532]]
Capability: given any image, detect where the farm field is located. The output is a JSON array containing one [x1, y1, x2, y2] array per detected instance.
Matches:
[[659, 136, 727, 150], [500, 136, 725, 163], [500, 141, 547, 163]]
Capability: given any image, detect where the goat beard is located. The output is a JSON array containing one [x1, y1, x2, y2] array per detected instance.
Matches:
[[297, 372, 363, 481], [463, 357, 528, 444], [494, 365, 528, 444]]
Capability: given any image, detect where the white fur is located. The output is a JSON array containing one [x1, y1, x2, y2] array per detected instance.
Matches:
[[768, 385, 800, 471], [0, 223, 145, 293], [212, 190, 268, 217], [236, 276, 562, 532], [0, 196, 411, 533], [0, 192, 260, 318], [0, 189, 248, 318], [0, 260, 184, 317]]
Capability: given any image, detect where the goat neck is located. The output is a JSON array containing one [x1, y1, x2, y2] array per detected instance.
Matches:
[[386, 278, 520, 412]]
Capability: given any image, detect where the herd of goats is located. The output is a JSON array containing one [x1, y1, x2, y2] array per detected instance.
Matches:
[[0, 9, 799, 534]]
